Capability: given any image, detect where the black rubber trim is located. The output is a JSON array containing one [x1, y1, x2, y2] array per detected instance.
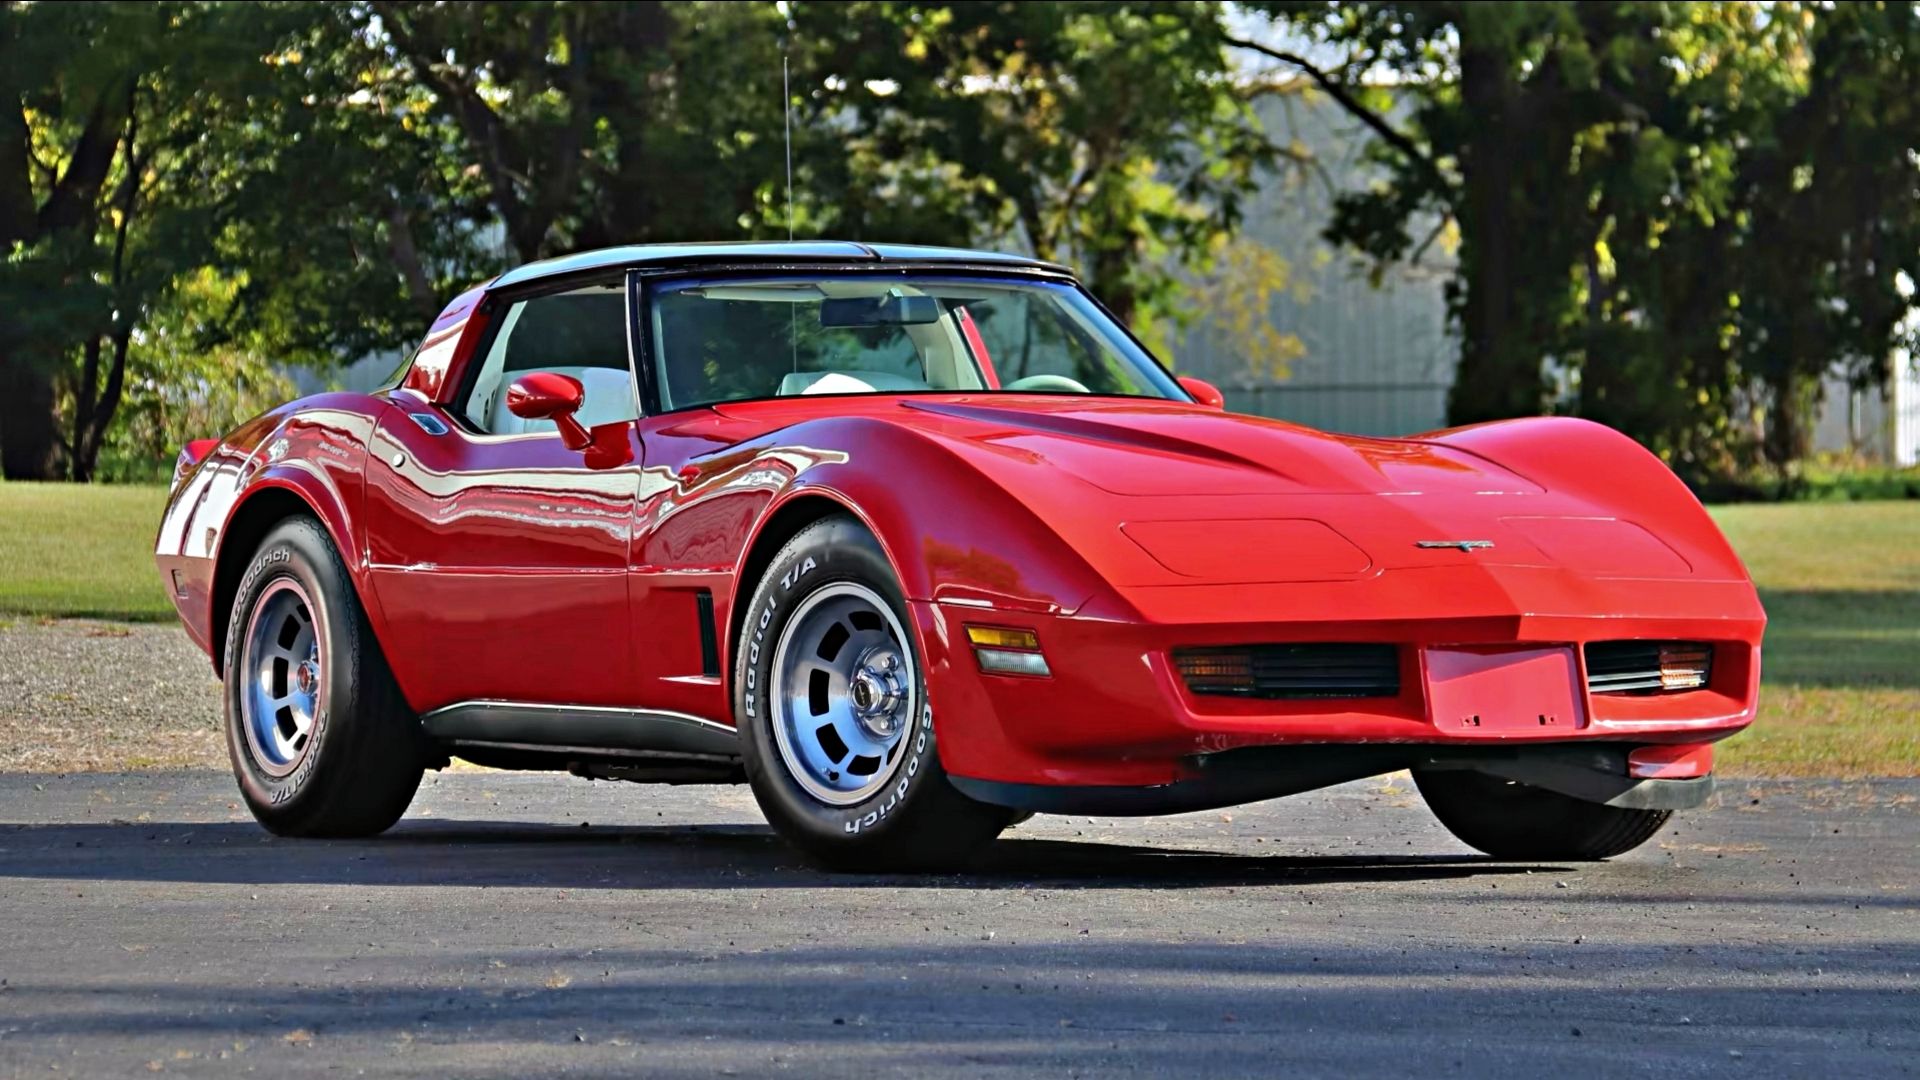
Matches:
[[420, 702, 739, 759], [696, 590, 720, 677], [950, 743, 1715, 816]]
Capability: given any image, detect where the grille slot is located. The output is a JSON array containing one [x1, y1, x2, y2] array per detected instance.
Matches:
[[1584, 641, 1713, 695], [1175, 644, 1400, 700]]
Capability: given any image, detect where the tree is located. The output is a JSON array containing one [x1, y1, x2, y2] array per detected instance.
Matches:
[[1234, 2, 1920, 476], [367, 0, 793, 261], [791, 1, 1276, 329], [0, 2, 146, 478], [2, 2, 493, 480], [92, 269, 299, 482], [1727, 2, 1920, 465]]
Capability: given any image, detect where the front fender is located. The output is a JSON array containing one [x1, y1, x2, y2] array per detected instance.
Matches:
[[742, 417, 1111, 617], [1427, 416, 1755, 585]]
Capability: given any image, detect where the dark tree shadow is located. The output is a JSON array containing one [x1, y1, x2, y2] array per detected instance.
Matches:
[[3, 816, 1554, 890]]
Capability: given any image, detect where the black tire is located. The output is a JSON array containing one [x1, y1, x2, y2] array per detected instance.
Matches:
[[1413, 769, 1672, 860], [734, 514, 1015, 871], [222, 516, 424, 837]]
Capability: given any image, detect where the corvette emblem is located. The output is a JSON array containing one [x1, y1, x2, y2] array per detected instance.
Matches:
[[1416, 539, 1494, 552]]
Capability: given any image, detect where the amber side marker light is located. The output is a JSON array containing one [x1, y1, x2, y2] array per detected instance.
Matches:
[[1173, 650, 1255, 694], [1657, 644, 1713, 691], [965, 625, 1051, 677]]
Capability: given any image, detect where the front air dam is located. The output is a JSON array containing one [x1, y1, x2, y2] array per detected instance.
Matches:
[[949, 742, 1714, 816]]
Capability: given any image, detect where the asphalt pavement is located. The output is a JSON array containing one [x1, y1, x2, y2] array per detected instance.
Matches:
[[0, 770, 1914, 1078]]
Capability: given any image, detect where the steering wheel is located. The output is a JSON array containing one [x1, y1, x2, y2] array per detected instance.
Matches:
[[1004, 374, 1091, 394]]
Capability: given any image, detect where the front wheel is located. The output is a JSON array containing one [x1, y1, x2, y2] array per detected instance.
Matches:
[[734, 514, 1015, 871], [1414, 768, 1672, 860], [222, 517, 424, 837]]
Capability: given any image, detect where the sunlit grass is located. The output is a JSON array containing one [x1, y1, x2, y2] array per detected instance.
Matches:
[[1709, 502, 1920, 777], [0, 482, 173, 621]]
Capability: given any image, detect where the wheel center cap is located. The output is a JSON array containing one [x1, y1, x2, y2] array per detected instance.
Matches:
[[848, 647, 906, 738], [294, 660, 319, 697]]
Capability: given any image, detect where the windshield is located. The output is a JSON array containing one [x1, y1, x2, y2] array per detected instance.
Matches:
[[647, 276, 1183, 410]]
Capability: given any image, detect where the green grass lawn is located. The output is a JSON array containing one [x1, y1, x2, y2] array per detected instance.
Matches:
[[0, 482, 174, 621], [1708, 502, 1920, 778], [1, 482, 1914, 776]]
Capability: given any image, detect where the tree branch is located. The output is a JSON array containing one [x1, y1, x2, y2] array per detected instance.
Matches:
[[386, 198, 439, 322], [77, 85, 143, 479], [0, 103, 35, 245], [374, 3, 546, 259], [1223, 35, 1457, 208], [36, 83, 129, 238]]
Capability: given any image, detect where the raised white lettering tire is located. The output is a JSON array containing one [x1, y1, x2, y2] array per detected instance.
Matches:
[[734, 514, 1013, 871], [223, 517, 424, 837]]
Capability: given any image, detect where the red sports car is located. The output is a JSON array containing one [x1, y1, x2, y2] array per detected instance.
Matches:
[[156, 242, 1765, 870]]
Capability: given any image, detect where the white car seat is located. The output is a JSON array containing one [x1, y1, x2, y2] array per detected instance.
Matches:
[[776, 370, 929, 396]]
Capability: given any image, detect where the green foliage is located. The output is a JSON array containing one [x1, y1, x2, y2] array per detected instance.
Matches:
[[1170, 236, 1307, 378], [789, 1, 1276, 325], [7, 0, 1914, 485], [1694, 457, 1920, 505], [1, 1, 492, 480], [90, 269, 299, 483], [1240, 1, 1920, 480]]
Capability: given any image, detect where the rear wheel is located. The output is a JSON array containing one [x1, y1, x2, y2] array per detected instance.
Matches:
[[734, 514, 1014, 871], [223, 517, 424, 837], [1414, 769, 1672, 860]]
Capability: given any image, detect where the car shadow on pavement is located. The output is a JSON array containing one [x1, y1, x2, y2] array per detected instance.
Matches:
[[1, 817, 1556, 889]]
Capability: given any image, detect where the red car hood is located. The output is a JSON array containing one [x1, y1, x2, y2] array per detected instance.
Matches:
[[893, 397, 1542, 497], [711, 395, 1747, 594]]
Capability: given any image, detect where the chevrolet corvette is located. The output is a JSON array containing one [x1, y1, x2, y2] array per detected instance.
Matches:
[[156, 241, 1765, 870]]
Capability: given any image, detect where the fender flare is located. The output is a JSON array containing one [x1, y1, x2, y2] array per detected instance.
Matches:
[[205, 464, 387, 675]]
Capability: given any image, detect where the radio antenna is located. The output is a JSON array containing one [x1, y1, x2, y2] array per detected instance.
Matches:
[[783, 52, 795, 241], [783, 50, 799, 373]]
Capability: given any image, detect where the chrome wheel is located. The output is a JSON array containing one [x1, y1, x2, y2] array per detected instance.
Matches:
[[239, 578, 324, 777], [770, 582, 916, 806]]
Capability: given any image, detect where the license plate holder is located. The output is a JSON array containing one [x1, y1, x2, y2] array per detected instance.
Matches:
[[1424, 646, 1586, 736]]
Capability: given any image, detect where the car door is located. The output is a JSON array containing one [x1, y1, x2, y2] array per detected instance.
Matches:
[[363, 280, 645, 713]]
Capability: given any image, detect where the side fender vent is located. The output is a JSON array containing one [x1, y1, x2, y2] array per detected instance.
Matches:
[[696, 590, 719, 677]]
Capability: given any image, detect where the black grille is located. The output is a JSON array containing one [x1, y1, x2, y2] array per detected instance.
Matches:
[[1174, 644, 1401, 700], [1584, 641, 1713, 694]]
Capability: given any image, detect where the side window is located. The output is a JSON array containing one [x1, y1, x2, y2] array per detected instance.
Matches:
[[460, 286, 636, 435]]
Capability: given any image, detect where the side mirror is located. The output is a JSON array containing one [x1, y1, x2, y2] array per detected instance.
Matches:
[[506, 372, 591, 450], [1177, 375, 1225, 410]]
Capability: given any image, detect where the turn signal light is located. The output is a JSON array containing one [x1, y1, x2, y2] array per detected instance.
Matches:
[[1173, 650, 1255, 692], [1657, 645, 1712, 691], [966, 626, 1040, 650], [965, 625, 1050, 677]]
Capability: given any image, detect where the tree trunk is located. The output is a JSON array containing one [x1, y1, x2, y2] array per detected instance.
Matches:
[[69, 334, 103, 480], [1446, 29, 1544, 426], [0, 353, 59, 479], [1088, 248, 1136, 330], [386, 201, 440, 323], [1762, 371, 1817, 467]]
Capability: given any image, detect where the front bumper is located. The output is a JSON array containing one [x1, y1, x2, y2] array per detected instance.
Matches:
[[915, 571, 1763, 792], [950, 742, 1717, 816]]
